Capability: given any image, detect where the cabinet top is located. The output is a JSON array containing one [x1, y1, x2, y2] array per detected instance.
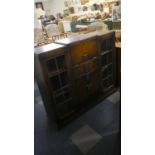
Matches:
[[55, 30, 114, 45], [34, 43, 64, 55]]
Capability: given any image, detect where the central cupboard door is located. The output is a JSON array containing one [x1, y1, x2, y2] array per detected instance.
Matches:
[[70, 38, 102, 106], [75, 68, 101, 105]]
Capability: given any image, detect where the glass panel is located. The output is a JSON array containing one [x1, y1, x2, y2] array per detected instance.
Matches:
[[106, 39, 110, 50], [102, 64, 113, 79], [46, 58, 57, 72], [108, 76, 113, 86], [50, 75, 61, 91], [101, 38, 113, 52], [103, 76, 113, 89], [56, 55, 66, 71], [64, 88, 70, 100], [101, 40, 106, 51], [107, 52, 112, 64], [101, 55, 107, 66], [55, 94, 65, 104], [108, 64, 113, 75], [102, 67, 108, 79], [60, 72, 68, 86], [107, 38, 113, 50]]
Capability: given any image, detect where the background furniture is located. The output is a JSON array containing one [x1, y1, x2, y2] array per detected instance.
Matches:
[[113, 21, 121, 30], [34, 28, 45, 46], [45, 24, 68, 42], [34, 31, 117, 128]]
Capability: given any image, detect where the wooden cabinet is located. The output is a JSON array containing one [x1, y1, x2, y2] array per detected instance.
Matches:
[[35, 31, 117, 128]]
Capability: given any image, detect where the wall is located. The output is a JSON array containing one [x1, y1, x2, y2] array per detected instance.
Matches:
[[47, 0, 65, 15], [34, 0, 65, 15], [35, 0, 119, 16]]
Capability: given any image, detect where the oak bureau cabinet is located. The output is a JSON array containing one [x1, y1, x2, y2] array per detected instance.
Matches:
[[35, 31, 117, 128]]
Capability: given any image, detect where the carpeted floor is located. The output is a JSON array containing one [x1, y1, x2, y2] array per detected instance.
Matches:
[[34, 81, 121, 155]]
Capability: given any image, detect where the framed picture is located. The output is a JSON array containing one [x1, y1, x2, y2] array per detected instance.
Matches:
[[112, 5, 121, 21], [78, 6, 82, 12], [81, 0, 89, 5], [35, 2, 44, 10], [69, 7, 75, 14], [64, 0, 68, 7], [63, 9, 70, 16], [83, 6, 88, 11]]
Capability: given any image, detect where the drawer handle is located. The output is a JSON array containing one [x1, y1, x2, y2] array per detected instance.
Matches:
[[83, 54, 89, 61], [74, 64, 79, 68], [93, 57, 97, 60], [93, 57, 97, 63]]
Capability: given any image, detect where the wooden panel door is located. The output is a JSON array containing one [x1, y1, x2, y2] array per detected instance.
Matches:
[[70, 39, 98, 65], [74, 58, 101, 105]]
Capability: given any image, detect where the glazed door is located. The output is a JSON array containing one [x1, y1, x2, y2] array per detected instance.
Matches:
[[99, 33, 116, 93], [40, 51, 76, 120]]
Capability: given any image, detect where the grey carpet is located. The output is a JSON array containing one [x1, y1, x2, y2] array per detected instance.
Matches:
[[34, 81, 121, 155]]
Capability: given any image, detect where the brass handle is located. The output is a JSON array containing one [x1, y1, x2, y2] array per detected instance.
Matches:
[[92, 57, 97, 63], [83, 54, 89, 61], [74, 64, 79, 68]]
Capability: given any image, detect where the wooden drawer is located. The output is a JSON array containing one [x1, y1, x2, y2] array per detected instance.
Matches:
[[70, 39, 98, 65], [73, 57, 98, 79]]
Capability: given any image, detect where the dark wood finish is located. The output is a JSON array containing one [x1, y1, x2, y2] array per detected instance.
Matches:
[[97, 31, 117, 94], [115, 44, 121, 87], [35, 31, 117, 128], [70, 39, 97, 65]]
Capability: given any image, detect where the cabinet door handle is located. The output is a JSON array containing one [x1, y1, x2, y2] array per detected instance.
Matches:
[[83, 54, 89, 61], [93, 57, 97, 63]]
